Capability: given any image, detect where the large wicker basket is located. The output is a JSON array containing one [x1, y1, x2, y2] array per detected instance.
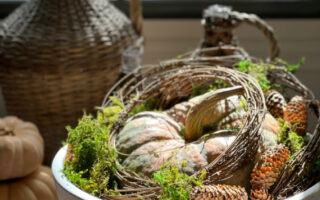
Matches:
[[0, 0, 143, 164], [97, 5, 320, 199]]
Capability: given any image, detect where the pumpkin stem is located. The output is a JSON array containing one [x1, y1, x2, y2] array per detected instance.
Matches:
[[0, 128, 14, 136], [185, 86, 244, 141]]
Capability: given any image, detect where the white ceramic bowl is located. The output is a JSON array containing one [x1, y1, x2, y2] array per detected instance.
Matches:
[[52, 146, 320, 200]]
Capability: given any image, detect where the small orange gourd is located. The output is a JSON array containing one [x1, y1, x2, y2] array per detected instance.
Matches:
[[0, 116, 44, 180], [0, 166, 57, 200]]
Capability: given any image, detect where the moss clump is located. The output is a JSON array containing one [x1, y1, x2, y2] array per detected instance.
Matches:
[[153, 161, 206, 200], [97, 96, 124, 127], [278, 119, 305, 157], [236, 60, 273, 91], [236, 58, 305, 92], [275, 57, 305, 73], [189, 81, 229, 99], [64, 97, 123, 196], [130, 96, 160, 117]]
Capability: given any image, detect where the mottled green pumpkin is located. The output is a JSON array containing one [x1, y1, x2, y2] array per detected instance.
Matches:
[[116, 87, 280, 178]]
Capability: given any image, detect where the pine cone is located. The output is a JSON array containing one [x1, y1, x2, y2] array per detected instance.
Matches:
[[284, 96, 308, 136], [250, 144, 290, 190], [265, 90, 286, 119], [250, 189, 273, 200], [190, 185, 248, 200]]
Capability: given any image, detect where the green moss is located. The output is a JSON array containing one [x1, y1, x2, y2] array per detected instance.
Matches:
[[190, 83, 209, 98], [130, 96, 160, 116], [177, 55, 183, 59], [189, 81, 229, 99], [97, 96, 124, 127], [237, 98, 247, 112], [278, 119, 305, 157], [65, 115, 103, 173], [63, 167, 98, 193], [275, 57, 305, 73], [236, 60, 274, 91], [236, 58, 305, 92], [64, 97, 123, 196], [153, 161, 206, 200]]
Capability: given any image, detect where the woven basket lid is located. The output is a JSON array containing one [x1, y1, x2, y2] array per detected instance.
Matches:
[[0, 0, 142, 73]]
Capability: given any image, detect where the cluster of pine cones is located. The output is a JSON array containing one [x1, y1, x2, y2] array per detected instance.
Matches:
[[189, 144, 290, 200], [265, 90, 308, 136]]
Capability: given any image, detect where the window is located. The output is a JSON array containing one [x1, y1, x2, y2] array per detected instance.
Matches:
[[0, 0, 320, 19]]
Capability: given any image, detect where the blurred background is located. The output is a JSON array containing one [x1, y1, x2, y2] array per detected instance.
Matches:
[[1, 0, 320, 117]]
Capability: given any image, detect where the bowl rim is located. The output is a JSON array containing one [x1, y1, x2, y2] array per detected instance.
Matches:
[[52, 146, 319, 200]]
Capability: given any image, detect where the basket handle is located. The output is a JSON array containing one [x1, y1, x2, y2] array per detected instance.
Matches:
[[202, 5, 280, 60], [231, 11, 280, 60], [130, 0, 143, 36]]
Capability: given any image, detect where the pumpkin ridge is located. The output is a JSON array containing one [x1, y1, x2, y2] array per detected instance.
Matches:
[[130, 111, 182, 132], [0, 117, 44, 180], [15, 137, 24, 180], [123, 140, 186, 176], [32, 167, 57, 199], [4, 138, 16, 180], [10, 182, 37, 200], [116, 112, 182, 155], [25, 178, 56, 200], [0, 128, 14, 136]]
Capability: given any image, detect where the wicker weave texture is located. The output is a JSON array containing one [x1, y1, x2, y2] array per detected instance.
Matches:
[[0, 0, 142, 164]]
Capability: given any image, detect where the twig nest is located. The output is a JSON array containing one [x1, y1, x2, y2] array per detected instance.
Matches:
[[284, 96, 308, 136], [265, 90, 287, 119], [190, 185, 248, 200]]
